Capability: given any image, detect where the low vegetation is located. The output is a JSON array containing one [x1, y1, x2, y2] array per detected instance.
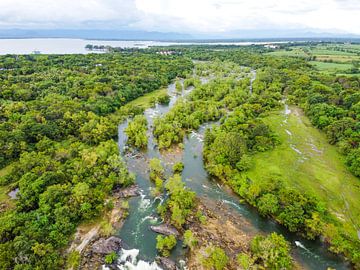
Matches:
[[156, 235, 177, 257], [158, 174, 196, 229]]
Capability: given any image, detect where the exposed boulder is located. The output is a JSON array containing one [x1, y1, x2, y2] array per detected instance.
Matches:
[[114, 185, 140, 198], [150, 224, 179, 237], [92, 236, 123, 255]]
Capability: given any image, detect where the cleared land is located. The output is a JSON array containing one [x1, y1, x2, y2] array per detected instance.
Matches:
[[266, 43, 360, 76], [309, 61, 353, 72], [245, 105, 360, 237], [125, 88, 167, 109]]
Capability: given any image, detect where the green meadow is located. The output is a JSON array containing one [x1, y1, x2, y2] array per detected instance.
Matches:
[[246, 106, 360, 237]]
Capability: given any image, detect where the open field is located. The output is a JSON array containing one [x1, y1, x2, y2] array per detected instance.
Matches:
[[266, 43, 360, 75], [266, 47, 309, 57], [267, 43, 360, 60], [309, 60, 353, 72], [125, 88, 167, 109], [314, 54, 360, 63], [245, 105, 360, 237]]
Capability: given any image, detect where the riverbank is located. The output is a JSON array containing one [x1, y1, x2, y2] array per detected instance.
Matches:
[[66, 185, 140, 269]]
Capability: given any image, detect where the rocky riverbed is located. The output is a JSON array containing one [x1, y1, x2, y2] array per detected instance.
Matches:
[[185, 197, 256, 269]]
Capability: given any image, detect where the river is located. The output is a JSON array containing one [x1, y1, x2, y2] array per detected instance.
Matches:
[[114, 72, 349, 269]]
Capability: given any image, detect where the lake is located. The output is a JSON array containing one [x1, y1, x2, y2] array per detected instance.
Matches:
[[0, 38, 282, 55]]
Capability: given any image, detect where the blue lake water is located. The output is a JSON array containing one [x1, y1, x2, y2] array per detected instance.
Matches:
[[0, 38, 282, 55]]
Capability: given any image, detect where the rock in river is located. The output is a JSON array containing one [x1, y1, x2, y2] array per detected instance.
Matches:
[[114, 185, 140, 198], [92, 236, 123, 254], [150, 224, 179, 237], [157, 256, 176, 270]]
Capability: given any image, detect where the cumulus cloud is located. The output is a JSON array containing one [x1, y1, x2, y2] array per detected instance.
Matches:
[[0, 0, 359, 35]]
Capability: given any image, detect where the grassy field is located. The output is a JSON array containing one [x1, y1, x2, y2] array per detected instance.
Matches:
[[266, 43, 360, 76], [314, 54, 360, 63], [125, 88, 167, 109], [245, 105, 360, 237], [266, 48, 309, 58], [267, 43, 360, 61], [309, 61, 353, 72]]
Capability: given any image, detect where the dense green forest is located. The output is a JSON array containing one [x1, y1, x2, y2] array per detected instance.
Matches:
[[0, 44, 359, 269], [0, 53, 192, 269]]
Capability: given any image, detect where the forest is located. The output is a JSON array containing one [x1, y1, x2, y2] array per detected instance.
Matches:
[[0, 53, 192, 269], [0, 43, 359, 269]]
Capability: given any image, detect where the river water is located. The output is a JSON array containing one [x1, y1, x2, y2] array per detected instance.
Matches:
[[115, 74, 349, 269]]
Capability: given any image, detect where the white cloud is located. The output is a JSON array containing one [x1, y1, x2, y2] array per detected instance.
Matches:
[[0, 0, 359, 35], [134, 0, 360, 34], [0, 0, 139, 28]]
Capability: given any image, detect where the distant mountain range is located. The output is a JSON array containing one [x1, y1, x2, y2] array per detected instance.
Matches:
[[0, 29, 192, 40], [0, 28, 359, 41]]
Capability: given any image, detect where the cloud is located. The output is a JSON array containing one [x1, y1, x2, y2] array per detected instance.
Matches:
[[134, 0, 360, 34], [0, 0, 139, 28], [0, 0, 359, 35]]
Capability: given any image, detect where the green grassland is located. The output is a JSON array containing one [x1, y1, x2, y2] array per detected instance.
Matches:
[[125, 88, 167, 109], [246, 105, 360, 237], [266, 43, 360, 76], [309, 61, 353, 72], [266, 48, 309, 58], [314, 54, 360, 63]]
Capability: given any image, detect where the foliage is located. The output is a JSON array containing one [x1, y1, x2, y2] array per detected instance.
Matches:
[[100, 220, 114, 237], [257, 193, 279, 216], [125, 115, 148, 148], [156, 235, 177, 257], [66, 251, 80, 269], [175, 80, 182, 93], [172, 162, 184, 173], [104, 251, 118, 264], [0, 52, 193, 269], [236, 253, 254, 270], [0, 53, 193, 168], [202, 245, 229, 270], [250, 233, 292, 269], [163, 174, 196, 228], [183, 229, 197, 250], [186, 50, 360, 266], [149, 158, 164, 181], [0, 140, 134, 269], [157, 92, 171, 105]]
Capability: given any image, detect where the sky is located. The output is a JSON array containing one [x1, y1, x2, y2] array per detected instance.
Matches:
[[0, 0, 360, 35]]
